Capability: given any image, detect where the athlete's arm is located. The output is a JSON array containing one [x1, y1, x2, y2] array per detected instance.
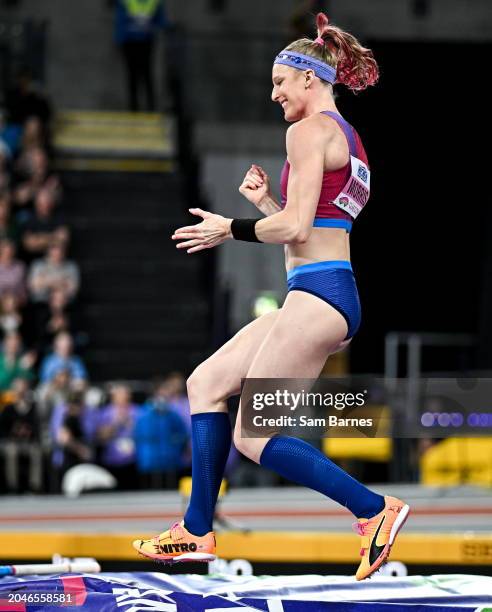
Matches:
[[256, 194, 282, 217], [254, 119, 324, 243], [239, 165, 282, 217], [172, 120, 326, 252]]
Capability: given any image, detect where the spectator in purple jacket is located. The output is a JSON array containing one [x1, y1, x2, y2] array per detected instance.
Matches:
[[95, 383, 138, 489]]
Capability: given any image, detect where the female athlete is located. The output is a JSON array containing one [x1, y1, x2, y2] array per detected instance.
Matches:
[[133, 13, 410, 581]]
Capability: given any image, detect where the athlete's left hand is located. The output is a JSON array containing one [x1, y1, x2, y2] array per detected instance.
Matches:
[[172, 208, 232, 253]]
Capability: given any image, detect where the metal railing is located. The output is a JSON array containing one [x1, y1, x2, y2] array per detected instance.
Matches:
[[384, 332, 477, 482]]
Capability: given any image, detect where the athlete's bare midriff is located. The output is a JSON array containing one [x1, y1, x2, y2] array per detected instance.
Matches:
[[285, 227, 350, 271]]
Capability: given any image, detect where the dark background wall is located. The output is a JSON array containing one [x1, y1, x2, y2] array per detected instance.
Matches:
[[198, 38, 490, 375], [343, 41, 489, 372]]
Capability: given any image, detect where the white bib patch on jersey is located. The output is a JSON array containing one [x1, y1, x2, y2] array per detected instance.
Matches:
[[333, 156, 370, 219]]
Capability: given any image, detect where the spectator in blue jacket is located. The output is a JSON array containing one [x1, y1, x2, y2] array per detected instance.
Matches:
[[134, 379, 188, 482], [114, 0, 167, 111], [39, 331, 87, 385]]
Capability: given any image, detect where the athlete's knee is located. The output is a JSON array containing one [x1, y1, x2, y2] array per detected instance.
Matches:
[[186, 364, 228, 413], [186, 366, 217, 407], [232, 426, 265, 462], [233, 427, 255, 460]]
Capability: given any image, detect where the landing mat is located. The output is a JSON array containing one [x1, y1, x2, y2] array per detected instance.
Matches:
[[1, 572, 492, 611]]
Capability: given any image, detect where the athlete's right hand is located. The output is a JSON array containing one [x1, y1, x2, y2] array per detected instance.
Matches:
[[239, 164, 271, 207]]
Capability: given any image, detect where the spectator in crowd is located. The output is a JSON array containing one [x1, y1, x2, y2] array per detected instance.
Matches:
[[0, 191, 19, 244], [50, 390, 94, 476], [0, 293, 25, 340], [135, 378, 188, 486], [154, 372, 241, 479], [0, 377, 38, 441], [0, 239, 27, 304], [22, 186, 68, 258], [95, 383, 138, 489], [0, 66, 84, 497], [21, 117, 47, 154], [0, 136, 12, 174], [0, 119, 22, 162], [36, 366, 74, 427], [34, 287, 76, 357], [39, 331, 87, 386], [153, 371, 190, 431], [12, 147, 59, 216], [28, 242, 80, 304], [0, 377, 41, 493], [114, 0, 167, 111], [149, 372, 192, 467], [4, 68, 52, 130], [0, 331, 35, 391]]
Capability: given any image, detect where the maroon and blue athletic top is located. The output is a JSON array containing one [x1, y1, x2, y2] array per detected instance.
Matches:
[[280, 111, 370, 232]]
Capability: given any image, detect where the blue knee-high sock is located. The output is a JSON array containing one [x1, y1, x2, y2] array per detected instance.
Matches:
[[184, 413, 231, 536], [260, 436, 385, 518]]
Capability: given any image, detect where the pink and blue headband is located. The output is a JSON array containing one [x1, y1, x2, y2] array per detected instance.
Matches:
[[274, 50, 337, 84]]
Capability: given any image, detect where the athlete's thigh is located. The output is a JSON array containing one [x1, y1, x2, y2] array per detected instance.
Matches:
[[192, 309, 280, 398], [203, 292, 350, 397], [245, 290, 348, 379], [234, 291, 349, 457]]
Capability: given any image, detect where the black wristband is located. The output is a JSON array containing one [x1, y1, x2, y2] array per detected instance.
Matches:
[[230, 218, 262, 243]]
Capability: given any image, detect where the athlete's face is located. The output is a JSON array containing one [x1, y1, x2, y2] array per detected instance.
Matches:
[[271, 64, 309, 122]]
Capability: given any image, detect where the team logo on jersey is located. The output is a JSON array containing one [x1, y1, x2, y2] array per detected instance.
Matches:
[[339, 197, 350, 208], [357, 165, 368, 183]]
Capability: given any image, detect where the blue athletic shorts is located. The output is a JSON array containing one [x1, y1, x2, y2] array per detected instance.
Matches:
[[287, 260, 361, 339]]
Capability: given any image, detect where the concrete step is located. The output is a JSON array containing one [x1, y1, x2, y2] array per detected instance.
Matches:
[[54, 112, 175, 159]]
